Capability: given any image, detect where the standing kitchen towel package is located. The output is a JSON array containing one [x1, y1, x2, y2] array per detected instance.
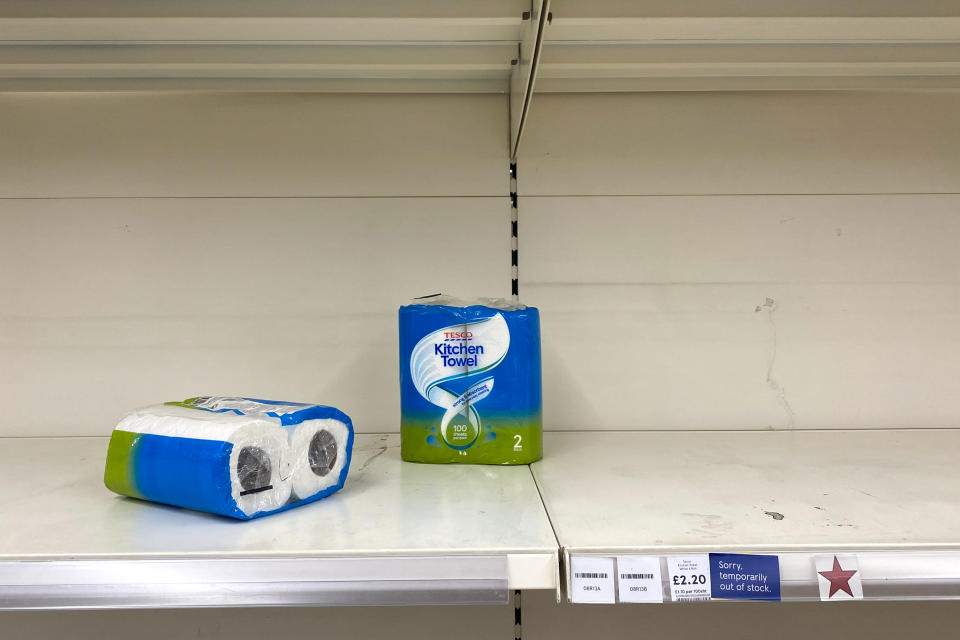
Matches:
[[399, 295, 542, 464]]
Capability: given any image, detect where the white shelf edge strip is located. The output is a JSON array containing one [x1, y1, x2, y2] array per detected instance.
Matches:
[[545, 17, 960, 43], [567, 551, 960, 603], [533, 75, 960, 92], [0, 555, 509, 609], [0, 18, 521, 43], [0, 64, 510, 78], [0, 77, 511, 92], [539, 61, 960, 78]]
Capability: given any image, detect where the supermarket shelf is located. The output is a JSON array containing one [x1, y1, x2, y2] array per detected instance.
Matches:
[[532, 430, 960, 602], [0, 0, 529, 92], [0, 434, 558, 609], [538, 17, 960, 92], [6, 2, 960, 94]]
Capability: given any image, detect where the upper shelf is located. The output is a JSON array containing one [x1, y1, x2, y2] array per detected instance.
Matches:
[[539, 17, 960, 91], [532, 429, 960, 602], [3, 1, 960, 93], [0, 433, 558, 609], [0, 0, 527, 92]]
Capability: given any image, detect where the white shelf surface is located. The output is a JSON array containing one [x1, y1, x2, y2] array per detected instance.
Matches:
[[0, 433, 558, 609], [532, 430, 960, 601]]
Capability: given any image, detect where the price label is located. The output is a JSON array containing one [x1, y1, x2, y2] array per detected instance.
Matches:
[[570, 556, 615, 604], [616, 556, 663, 603], [667, 556, 711, 602]]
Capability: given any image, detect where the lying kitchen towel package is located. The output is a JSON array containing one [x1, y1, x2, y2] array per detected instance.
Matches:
[[104, 397, 354, 519], [399, 295, 542, 464]]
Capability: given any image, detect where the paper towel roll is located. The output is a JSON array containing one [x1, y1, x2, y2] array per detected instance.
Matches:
[[110, 405, 292, 517], [226, 422, 293, 516], [284, 418, 352, 501]]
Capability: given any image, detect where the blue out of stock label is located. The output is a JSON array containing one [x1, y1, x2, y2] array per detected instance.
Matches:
[[709, 553, 781, 601]]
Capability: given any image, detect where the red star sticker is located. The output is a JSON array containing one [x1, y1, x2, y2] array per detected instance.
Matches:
[[818, 556, 858, 597]]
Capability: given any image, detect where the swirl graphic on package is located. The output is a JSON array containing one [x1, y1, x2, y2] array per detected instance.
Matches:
[[409, 313, 509, 449]]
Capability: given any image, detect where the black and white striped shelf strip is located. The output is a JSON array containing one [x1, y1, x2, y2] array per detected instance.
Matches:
[[514, 589, 522, 640], [510, 162, 519, 299]]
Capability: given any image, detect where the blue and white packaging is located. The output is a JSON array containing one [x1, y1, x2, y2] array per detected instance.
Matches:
[[399, 295, 542, 464], [104, 397, 354, 520]]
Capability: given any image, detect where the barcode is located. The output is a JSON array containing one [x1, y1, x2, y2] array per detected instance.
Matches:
[[676, 596, 711, 602], [574, 572, 608, 579], [620, 573, 655, 580]]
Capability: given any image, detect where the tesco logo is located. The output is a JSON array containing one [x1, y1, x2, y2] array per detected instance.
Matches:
[[444, 331, 473, 339]]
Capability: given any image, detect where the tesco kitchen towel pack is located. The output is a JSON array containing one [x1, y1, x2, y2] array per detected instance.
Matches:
[[399, 295, 542, 465], [104, 397, 354, 519]]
